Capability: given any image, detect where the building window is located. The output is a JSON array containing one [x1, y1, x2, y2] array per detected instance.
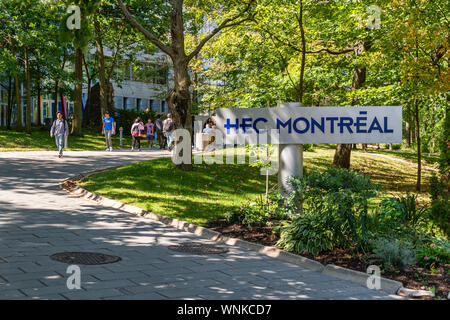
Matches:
[[114, 96, 122, 109], [136, 98, 142, 111], [123, 97, 134, 110]]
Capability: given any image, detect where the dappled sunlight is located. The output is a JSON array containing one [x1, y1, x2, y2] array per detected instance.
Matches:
[[83, 147, 435, 227]]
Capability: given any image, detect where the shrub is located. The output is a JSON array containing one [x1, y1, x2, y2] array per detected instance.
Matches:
[[372, 194, 428, 239], [226, 196, 285, 227], [371, 237, 417, 269], [276, 168, 381, 255], [397, 193, 428, 226], [383, 143, 401, 150], [276, 211, 335, 255], [302, 144, 313, 152], [429, 175, 449, 237], [415, 238, 450, 269]]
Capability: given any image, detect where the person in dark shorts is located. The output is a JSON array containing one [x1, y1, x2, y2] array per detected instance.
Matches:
[[154, 114, 165, 149], [145, 118, 155, 149]]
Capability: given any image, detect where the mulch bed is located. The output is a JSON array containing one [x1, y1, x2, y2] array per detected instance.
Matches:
[[207, 219, 449, 300], [61, 180, 78, 191]]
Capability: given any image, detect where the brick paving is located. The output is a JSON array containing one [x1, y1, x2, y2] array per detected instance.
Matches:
[[0, 150, 400, 300]]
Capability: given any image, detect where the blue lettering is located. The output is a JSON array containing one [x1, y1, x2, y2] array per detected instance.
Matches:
[[383, 117, 394, 133], [293, 117, 310, 134], [326, 117, 338, 134], [253, 117, 268, 134], [354, 112, 367, 133], [338, 117, 354, 134], [311, 117, 325, 133], [276, 118, 292, 134], [224, 118, 239, 134], [368, 117, 383, 133], [240, 118, 252, 133]]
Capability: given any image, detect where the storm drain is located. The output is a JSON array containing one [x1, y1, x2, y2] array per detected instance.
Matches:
[[50, 252, 121, 265], [168, 242, 229, 255]]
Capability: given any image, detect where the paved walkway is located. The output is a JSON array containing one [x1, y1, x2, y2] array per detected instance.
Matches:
[[0, 150, 398, 300]]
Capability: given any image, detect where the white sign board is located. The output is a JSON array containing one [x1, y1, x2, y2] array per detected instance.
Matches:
[[215, 106, 402, 144]]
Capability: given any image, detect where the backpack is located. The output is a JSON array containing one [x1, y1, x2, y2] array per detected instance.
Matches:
[[52, 119, 67, 134], [155, 119, 163, 131], [163, 119, 173, 132]]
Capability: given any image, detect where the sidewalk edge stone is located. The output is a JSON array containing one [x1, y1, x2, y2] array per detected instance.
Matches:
[[323, 264, 403, 295], [60, 167, 404, 295]]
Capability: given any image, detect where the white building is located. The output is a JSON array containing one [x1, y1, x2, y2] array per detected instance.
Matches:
[[0, 48, 173, 126]]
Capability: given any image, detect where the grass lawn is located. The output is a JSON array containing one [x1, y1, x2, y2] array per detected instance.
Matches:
[[0, 127, 136, 151], [363, 148, 439, 167], [81, 147, 436, 225], [316, 144, 440, 167]]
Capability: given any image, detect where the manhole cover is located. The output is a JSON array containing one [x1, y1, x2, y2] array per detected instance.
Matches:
[[50, 252, 121, 265], [168, 242, 229, 255]]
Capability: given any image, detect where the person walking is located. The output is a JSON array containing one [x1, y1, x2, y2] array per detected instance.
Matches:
[[154, 114, 164, 149], [102, 111, 116, 151], [163, 113, 174, 151], [50, 111, 69, 158], [131, 117, 144, 152], [145, 118, 155, 149]]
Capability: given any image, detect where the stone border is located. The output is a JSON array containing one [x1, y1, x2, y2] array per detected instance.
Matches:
[[60, 165, 406, 296]]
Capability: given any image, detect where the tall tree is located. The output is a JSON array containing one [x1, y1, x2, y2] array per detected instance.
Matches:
[[60, 0, 101, 135], [117, 0, 256, 169], [333, 39, 370, 168]]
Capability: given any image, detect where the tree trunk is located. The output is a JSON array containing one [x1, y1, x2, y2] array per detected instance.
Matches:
[[53, 51, 66, 121], [405, 103, 411, 147], [14, 74, 22, 131], [117, 0, 255, 170], [94, 15, 108, 119], [333, 144, 352, 169], [6, 76, 12, 129], [36, 72, 41, 126], [415, 96, 421, 191], [71, 48, 83, 136], [168, 58, 192, 170], [24, 46, 32, 134], [54, 81, 58, 121], [405, 120, 411, 147], [431, 105, 435, 152], [11, 43, 22, 131], [333, 39, 367, 168], [298, 0, 306, 103]]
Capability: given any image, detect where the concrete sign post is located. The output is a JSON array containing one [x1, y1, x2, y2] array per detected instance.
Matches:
[[215, 104, 402, 194], [277, 102, 303, 194]]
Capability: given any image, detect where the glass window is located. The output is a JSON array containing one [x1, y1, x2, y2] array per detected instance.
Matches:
[[43, 102, 49, 119], [114, 96, 123, 109], [123, 97, 128, 110]]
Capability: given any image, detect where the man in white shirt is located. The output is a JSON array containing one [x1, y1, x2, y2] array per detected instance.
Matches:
[[162, 113, 174, 151]]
